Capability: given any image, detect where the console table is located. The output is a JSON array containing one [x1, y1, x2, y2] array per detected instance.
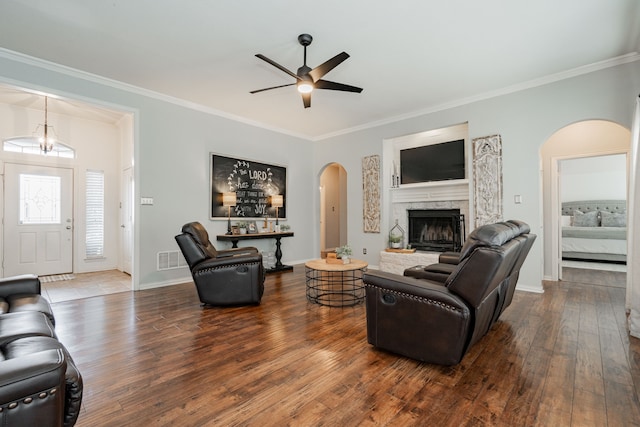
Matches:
[[216, 232, 294, 273]]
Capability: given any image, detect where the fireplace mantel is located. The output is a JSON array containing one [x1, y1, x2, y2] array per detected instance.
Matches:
[[390, 179, 469, 204]]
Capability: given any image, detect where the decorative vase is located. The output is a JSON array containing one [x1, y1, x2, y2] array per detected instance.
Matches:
[[239, 228, 247, 235], [342, 256, 350, 264]]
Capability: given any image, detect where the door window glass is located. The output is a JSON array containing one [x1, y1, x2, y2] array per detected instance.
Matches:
[[3, 137, 75, 158], [19, 174, 61, 224]]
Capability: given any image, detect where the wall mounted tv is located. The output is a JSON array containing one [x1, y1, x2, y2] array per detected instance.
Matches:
[[400, 139, 465, 184]]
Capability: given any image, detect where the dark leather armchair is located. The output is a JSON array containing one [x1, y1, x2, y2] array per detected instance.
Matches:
[[175, 222, 265, 306], [363, 221, 535, 365]]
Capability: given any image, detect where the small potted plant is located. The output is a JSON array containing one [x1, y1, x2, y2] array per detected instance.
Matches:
[[389, 234, 403, 249], [335, 244, 353, 264], [236, 221, 248, 234]]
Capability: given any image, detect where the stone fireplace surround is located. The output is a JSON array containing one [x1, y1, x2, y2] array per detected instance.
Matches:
[[390, 182, 470, 244], [380, 181, 470, 274]]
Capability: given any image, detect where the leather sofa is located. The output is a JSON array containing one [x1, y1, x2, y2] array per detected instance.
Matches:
[[175, 222, 265, 306], [0, 274, 56, 324], [363, 220, 536, 365], [0, 274, 83, 426]]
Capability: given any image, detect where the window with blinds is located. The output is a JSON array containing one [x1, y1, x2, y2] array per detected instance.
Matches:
[[86, 170, 105, 258]]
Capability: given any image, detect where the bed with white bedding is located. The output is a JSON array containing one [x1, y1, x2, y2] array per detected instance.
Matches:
[[561, 200, 627, 263]]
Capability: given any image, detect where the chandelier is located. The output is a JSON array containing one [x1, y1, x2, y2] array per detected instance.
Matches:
[[34, 96, 57, 154]]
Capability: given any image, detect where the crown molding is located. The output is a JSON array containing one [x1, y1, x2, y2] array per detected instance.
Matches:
[[0, 48, 313, 141], [2, 48, 638, 143], [313, 52, 640, 141]]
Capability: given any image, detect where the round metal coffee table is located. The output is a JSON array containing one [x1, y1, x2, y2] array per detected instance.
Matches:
[[304, 259, 368, 307]]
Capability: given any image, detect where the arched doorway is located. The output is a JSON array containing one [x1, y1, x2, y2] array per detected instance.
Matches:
[[319, 163, 347, 255], [540, 120, 631, 281]]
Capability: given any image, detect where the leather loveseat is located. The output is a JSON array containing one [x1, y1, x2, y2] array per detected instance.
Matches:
[[0, 274, 82, 427], [176, 222, 265, 306], [363, 220, 536, 365]]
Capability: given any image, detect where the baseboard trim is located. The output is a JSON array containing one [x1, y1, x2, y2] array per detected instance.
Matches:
[[516, 283, 544, 294]]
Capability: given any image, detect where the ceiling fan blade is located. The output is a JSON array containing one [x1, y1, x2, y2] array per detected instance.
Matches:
[[308, 52, 350, 82], [250, 83, 295, 94], [255, 54, 301, 81], [302, 92, 311, 108], [315, 79, 363, 93]]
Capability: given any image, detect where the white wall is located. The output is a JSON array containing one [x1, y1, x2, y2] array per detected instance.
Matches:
[[0, 53, 315, 289], [560, 154, 626, 201], [1, 51, 639, 293], [314, 61, 640, 293]]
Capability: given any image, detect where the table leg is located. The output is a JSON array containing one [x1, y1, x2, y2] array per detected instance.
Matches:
[[269, 237, 293, 273], [274, 237, 283, 268]]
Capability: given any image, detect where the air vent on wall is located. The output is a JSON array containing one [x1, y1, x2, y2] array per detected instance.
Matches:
[[157, 250, 188, 271]]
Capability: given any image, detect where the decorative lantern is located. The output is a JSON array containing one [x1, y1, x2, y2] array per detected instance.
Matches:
[[388, 219, 405, 249]]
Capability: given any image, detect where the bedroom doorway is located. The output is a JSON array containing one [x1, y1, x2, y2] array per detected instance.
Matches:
[[558, 154, 628, 284], [543, 119, 631, 283]]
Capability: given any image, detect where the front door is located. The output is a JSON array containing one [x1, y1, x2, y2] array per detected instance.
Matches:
[[3, 163, 73, 276]]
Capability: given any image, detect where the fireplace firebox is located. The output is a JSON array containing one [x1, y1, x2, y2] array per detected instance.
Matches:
[[408, 209, 465, 252]]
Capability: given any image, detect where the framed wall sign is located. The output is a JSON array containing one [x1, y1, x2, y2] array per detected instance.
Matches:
[[210, 154, 287, 220]]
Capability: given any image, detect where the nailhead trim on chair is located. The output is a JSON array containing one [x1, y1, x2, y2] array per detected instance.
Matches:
[[2, 388, 58, 412], [365, 284, 461, 312], [194, 261, 262, 276]]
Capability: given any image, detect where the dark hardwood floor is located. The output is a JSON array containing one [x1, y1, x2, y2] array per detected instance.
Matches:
[[50, 265, 640, 426]]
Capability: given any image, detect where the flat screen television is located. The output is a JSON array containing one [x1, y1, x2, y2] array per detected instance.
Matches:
[[400, 139, 465, 184]]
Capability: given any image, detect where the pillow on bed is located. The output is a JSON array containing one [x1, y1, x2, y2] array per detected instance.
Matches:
[[561, 215, 572, 227], [600, 211, 626, 227], [573, 210, 599, 227]]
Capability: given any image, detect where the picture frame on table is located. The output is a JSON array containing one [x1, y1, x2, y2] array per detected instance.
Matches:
[[247, 221, 258, 234]]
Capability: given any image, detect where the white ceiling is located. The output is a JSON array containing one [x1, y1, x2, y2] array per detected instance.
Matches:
[[0, 0, 639, 139]]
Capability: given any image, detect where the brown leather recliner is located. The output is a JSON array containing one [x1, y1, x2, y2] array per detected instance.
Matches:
[[363, 221, 535, 365], [175, 222, 265, 306], [404, 220, 534, 285]]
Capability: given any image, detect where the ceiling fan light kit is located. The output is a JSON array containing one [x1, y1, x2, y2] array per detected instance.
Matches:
[[297, 77, 314, 94], [251, 34, 362, 108]]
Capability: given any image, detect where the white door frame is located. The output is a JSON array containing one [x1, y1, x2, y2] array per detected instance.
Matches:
[[120, 167, 133, 275]]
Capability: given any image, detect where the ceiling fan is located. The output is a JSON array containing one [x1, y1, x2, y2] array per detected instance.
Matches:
[[251, 34, 363, 108]]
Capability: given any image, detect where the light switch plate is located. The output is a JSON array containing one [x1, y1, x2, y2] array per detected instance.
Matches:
[[141, 197, 154, 205]]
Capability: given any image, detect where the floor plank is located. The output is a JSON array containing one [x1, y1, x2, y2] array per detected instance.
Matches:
[[46, 265, 640, 426]]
